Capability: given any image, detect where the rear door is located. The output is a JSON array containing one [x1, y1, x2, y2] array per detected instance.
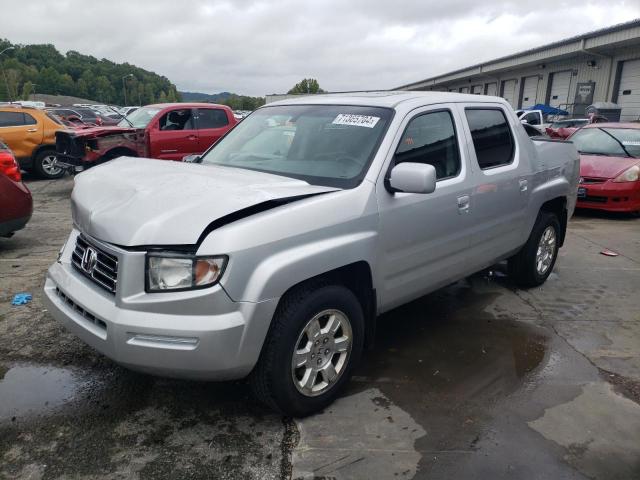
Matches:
[[459, 104, 531, 272], [0, 110, 43, 160], [148, 108, 198, 160], [195, 107, 233, 152], [376, 104, 474, 311]]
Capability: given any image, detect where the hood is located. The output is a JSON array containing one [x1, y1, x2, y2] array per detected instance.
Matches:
[[65, 125, 137, 138], [579, 154, 640, 179], [71, 157, 339, 246]]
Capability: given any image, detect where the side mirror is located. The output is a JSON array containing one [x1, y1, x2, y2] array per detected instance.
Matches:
[[182, 154, 201, 163], [388, 162, 437, 194], [521, 119, 529, 124]]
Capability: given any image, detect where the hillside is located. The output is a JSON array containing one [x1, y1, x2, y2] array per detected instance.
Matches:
[[0, 39, 180, 105], [180, 90, 265, 110]]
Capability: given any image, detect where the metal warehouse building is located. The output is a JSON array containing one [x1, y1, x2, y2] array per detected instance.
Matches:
[[396, 19, 640, 121]]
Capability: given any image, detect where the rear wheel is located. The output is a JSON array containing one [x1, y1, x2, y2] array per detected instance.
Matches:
[[249, 284, 364, 417], [33, 149, 64, 179], [509, 211, 560, 288]]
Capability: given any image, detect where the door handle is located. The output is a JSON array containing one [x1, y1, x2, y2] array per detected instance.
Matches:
[[27, 128, 38, 132], [457, 195, 470, 214], [187, 135, 197, 140], [519, 179, 528, 192]]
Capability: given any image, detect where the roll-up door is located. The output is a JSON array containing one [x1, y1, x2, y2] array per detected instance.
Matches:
[[501, 79, 518, 107], [520, 76, 539, 108], [485, 83, 498, 96], [617, 59, 640, 122], [548, 71, 572, 108], [459, 86, 470, 94], [471, 85, 483, 95]]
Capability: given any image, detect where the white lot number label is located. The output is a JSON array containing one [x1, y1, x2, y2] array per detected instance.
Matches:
[[332, 114, 380, 128]]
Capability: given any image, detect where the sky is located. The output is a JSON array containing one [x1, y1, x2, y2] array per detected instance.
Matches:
[[2, 1, 639, 96]]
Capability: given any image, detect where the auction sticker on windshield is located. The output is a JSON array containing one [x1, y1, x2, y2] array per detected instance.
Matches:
[[332, 114, 380, 128]]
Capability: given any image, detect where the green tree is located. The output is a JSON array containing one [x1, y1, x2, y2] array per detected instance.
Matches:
[[158, 91, 168, 103], [21, 80, 34, 100], [287, 78, 324, 94]]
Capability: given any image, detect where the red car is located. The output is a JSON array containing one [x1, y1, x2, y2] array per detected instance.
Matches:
[[55, 103, 237, 170], [569, 123, 640, 213], [0, 141, 33, 237]]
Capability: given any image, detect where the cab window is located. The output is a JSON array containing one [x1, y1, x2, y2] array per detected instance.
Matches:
[[394, 110, 461, 180], [158, 109, 194, 131], [24, 113, 37, 125], [465, 108, 515, 169], [197, 108, 229, 129], [522, 112, 541, 125]]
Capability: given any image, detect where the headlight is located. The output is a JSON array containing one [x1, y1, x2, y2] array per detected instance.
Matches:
[[146, 254, 227, 292], [613, 165, 640, 183]]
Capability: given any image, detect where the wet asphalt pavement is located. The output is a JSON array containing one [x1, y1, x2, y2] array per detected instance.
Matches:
[[1, 175, 639, 480]]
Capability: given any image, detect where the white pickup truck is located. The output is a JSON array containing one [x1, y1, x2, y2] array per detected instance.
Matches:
[[45, 92, 579, 416]]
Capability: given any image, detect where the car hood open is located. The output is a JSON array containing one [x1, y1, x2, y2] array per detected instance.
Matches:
[[579, 154, 640, 179], [71, 157, 339, 246]]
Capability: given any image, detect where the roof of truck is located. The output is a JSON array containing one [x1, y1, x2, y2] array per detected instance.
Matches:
[[268, 91, 505, 108]]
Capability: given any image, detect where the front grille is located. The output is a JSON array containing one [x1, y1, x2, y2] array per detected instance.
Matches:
[[55, 287, 107, 331], [71, 235, 118, 294], [582, 195, 608, 203]]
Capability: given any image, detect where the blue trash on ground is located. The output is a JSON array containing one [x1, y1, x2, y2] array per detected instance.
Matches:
[[11, 293, 32, 305]]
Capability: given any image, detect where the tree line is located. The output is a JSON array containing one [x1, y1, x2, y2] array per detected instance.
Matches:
[[0, 39, 180, 105]]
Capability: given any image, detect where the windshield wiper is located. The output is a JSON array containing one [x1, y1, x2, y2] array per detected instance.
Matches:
[[107, 105, 134, 128], [597, 128, 634, 158]]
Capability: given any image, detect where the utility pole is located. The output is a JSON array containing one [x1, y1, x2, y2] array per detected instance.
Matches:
[[0, 46, 15, 102], [122, 73, 134, 105]]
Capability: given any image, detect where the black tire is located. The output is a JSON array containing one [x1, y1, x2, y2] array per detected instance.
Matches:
[[33, 149, 64, 179], [508, 211, 561, 288], [249, 283, 365, 417]]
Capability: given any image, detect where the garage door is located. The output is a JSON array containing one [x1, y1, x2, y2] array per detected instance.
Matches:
[[459, 86, 470, 94], [521, 76, 539, 108], [617, 59, 640, 122], [471, 85, 483, 95], [501, 79, 518, 107], [485, 83, 498, 96], [548, 71, 572, 108]]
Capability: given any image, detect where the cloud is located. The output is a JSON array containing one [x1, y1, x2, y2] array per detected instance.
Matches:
[[2, 0, 638, 96]]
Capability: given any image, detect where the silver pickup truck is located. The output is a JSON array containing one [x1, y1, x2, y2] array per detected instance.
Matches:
[[44, 92, 579, 416]]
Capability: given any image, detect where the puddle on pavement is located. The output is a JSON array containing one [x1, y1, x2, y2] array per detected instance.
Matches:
[[349, 277, 549, 451], [0, 364, 92, 421]]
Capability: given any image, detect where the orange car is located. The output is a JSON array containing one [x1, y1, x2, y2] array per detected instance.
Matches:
[[0, 105, 66, 178]]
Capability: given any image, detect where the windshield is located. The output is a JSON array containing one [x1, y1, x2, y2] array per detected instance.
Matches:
[[570, 127, 640, 158], [118, 106, 161, 128], [199, 104, 393, 188]]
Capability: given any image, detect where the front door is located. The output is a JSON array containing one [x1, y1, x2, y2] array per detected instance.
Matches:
[[148, 108, 199, 160], [195, 108, 233, 152], [376, 105, 474, 312]]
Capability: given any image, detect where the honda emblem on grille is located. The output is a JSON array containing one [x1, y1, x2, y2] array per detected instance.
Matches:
[[81, 247, 98, 274]]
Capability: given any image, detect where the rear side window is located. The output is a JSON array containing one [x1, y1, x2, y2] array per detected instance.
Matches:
[[24, 113, 37, 125], [0, 111, 26, 127], [465, 108, 514, 169], [394, 110, 461, 180], [197, 108, 229, 129]]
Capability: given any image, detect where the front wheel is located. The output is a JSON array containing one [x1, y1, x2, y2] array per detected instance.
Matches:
[[33, 150, 64, 179], [509, 211, 560, 288], [249, 284, 364, 417]]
